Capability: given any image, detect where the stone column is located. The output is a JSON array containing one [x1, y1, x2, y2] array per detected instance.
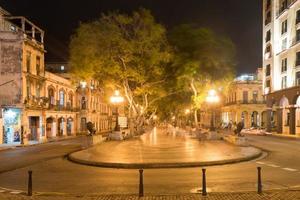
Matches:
[[266, 108, 272, 132], [289, 107, 296, 135], [276, 108, 283, 134]]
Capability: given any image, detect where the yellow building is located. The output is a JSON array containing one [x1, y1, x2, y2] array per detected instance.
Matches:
[[221, 68, 267, 129], [0, 7, 112, 145]]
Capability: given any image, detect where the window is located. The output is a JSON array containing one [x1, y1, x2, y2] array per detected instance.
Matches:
[[281, 20, 287, 35], [296, 71, 300, 86], [59, 90, 65, 106], [36, 56, 40, 75], [265, 11, 271, 25], [297, 52, 300, 66], [297, 10, 300, 24], [61, 65, 65, 71], [281, 58, 287, 72], [243, 91, 248, 103], [266, 30, 271, 42], [266, 0, 271, 9], [281, 76, 287, 89], [266, 80, 271, 87], [282, 38, 287, 50], [266, 64, 271, 76], [36, 84, 40, 98], [81, 97, 87, 109], [280, 0, 288, 13], [253, 91, 258, 103], [26, 51, 31, 73], [48, 88, 55, 105], [265, 45, 272, 59], [297, 29, 300, 44], [80, 118, 87, 131], [26, 80, 31, 98], [69, 93, 73, 107]]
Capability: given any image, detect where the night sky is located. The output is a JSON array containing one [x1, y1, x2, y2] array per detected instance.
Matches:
[[0, 0, 262, 75]]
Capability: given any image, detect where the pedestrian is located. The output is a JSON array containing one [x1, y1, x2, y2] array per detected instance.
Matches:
[[236, 121, 244, 137]]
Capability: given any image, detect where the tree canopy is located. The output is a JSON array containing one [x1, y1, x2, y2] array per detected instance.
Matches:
[[69, 9, 236, 128]]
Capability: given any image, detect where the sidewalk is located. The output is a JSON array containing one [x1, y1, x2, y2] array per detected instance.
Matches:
[[0, 135, 83, 151], [1, 190, 300, 200]]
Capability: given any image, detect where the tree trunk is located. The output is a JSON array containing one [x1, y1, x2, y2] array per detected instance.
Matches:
[[190, 79, 199, 128]]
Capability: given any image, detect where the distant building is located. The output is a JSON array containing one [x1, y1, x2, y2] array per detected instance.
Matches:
[[262, 0, 300, 135], [221, 68, 266, 129]]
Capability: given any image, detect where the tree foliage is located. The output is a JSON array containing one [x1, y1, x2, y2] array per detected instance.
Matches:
[[70, 9, 172, 125]]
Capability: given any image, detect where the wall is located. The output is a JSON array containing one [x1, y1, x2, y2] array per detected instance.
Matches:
[[0, 32, 22, 106]]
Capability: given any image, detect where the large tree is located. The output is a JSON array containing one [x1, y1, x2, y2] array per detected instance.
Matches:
[[69, 9, 172, 128], [169, 24, 236, 127]]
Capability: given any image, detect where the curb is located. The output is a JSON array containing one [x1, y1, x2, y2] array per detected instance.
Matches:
[[68, 148, 263, 169]]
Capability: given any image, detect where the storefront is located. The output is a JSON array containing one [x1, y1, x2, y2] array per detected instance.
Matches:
[[2, 108, 22, 144]]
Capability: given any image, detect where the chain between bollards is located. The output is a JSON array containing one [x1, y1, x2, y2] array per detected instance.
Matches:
[[257, 167, 262, 194], [202, 168, 207, 196], [139, 169, 144, 197], [28, 170, 32, 196]]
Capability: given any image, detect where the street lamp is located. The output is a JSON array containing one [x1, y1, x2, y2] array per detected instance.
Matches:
[[110, 90, 124, 131], [206, 89, 220, 131]]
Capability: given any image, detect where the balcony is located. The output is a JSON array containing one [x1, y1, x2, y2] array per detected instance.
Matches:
[[265, 17, 271, 26], [225, 100, 266, 106], [277, 0, 300, 18]]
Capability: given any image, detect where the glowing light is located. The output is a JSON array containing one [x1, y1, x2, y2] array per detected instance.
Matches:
[[206, 89, 220, 103], [185, 109, 190, 115], [110, 90, 124, 104], [153, 115, 158, 120], [80, 81, 87, 88], [5, 109, 16, 119]]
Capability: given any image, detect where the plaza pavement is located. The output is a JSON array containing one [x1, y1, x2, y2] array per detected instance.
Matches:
[[1, 190, 300, 200], [69, 128, 262, 168]]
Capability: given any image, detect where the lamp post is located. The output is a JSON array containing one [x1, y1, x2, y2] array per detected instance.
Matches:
[[110, 90, 124, 131], [206, 89, 220, 131], [185, 109, 191, 126]]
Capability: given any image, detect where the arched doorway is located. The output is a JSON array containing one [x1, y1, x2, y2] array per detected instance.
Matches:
[[67, 117, 73, 136], [57, 117, 64, 136], [279, 96, 290, 134], [251, 111, 259, 127], [48, 87, 55, 108], [46, 117, 54, 138], [241, 111, 248, 127], [296, 96, 300, 134]]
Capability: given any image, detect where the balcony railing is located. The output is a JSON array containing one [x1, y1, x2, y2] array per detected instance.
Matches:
[[225, 100, 266, 106], [277, 0, 299, 17], [265, 17, 271, 26]]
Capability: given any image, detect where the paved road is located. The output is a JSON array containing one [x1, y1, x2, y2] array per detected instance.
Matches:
[[0, 136, 89, 173], [0, 131, 300, 195]]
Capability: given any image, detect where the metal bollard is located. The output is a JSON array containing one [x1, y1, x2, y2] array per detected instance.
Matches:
[[257, 167, 262, 194], [28, 170, 32, 196], [139, 169, 144, 197], [202, 168, 207, 196]]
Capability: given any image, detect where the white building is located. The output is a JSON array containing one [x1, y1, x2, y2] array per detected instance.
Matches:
[[263, 0, 300, 135]]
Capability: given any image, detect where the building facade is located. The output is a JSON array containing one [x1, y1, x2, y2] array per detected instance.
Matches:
[[221, 69, 266, 129], [45, 62, 113, 135], [263, 0, 300, 135], [0, 8, 112, 145]]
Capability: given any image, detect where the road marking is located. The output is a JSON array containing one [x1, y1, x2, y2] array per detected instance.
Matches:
[[266, 164, 280, 168], [282, 168, 298, 172]]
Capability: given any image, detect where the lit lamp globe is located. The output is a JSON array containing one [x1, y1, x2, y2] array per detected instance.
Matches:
[[206, 89, 220, 104], [110, 90, 124, 131], [110, 90, 124, 104], [205, 89, 220, 131]]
